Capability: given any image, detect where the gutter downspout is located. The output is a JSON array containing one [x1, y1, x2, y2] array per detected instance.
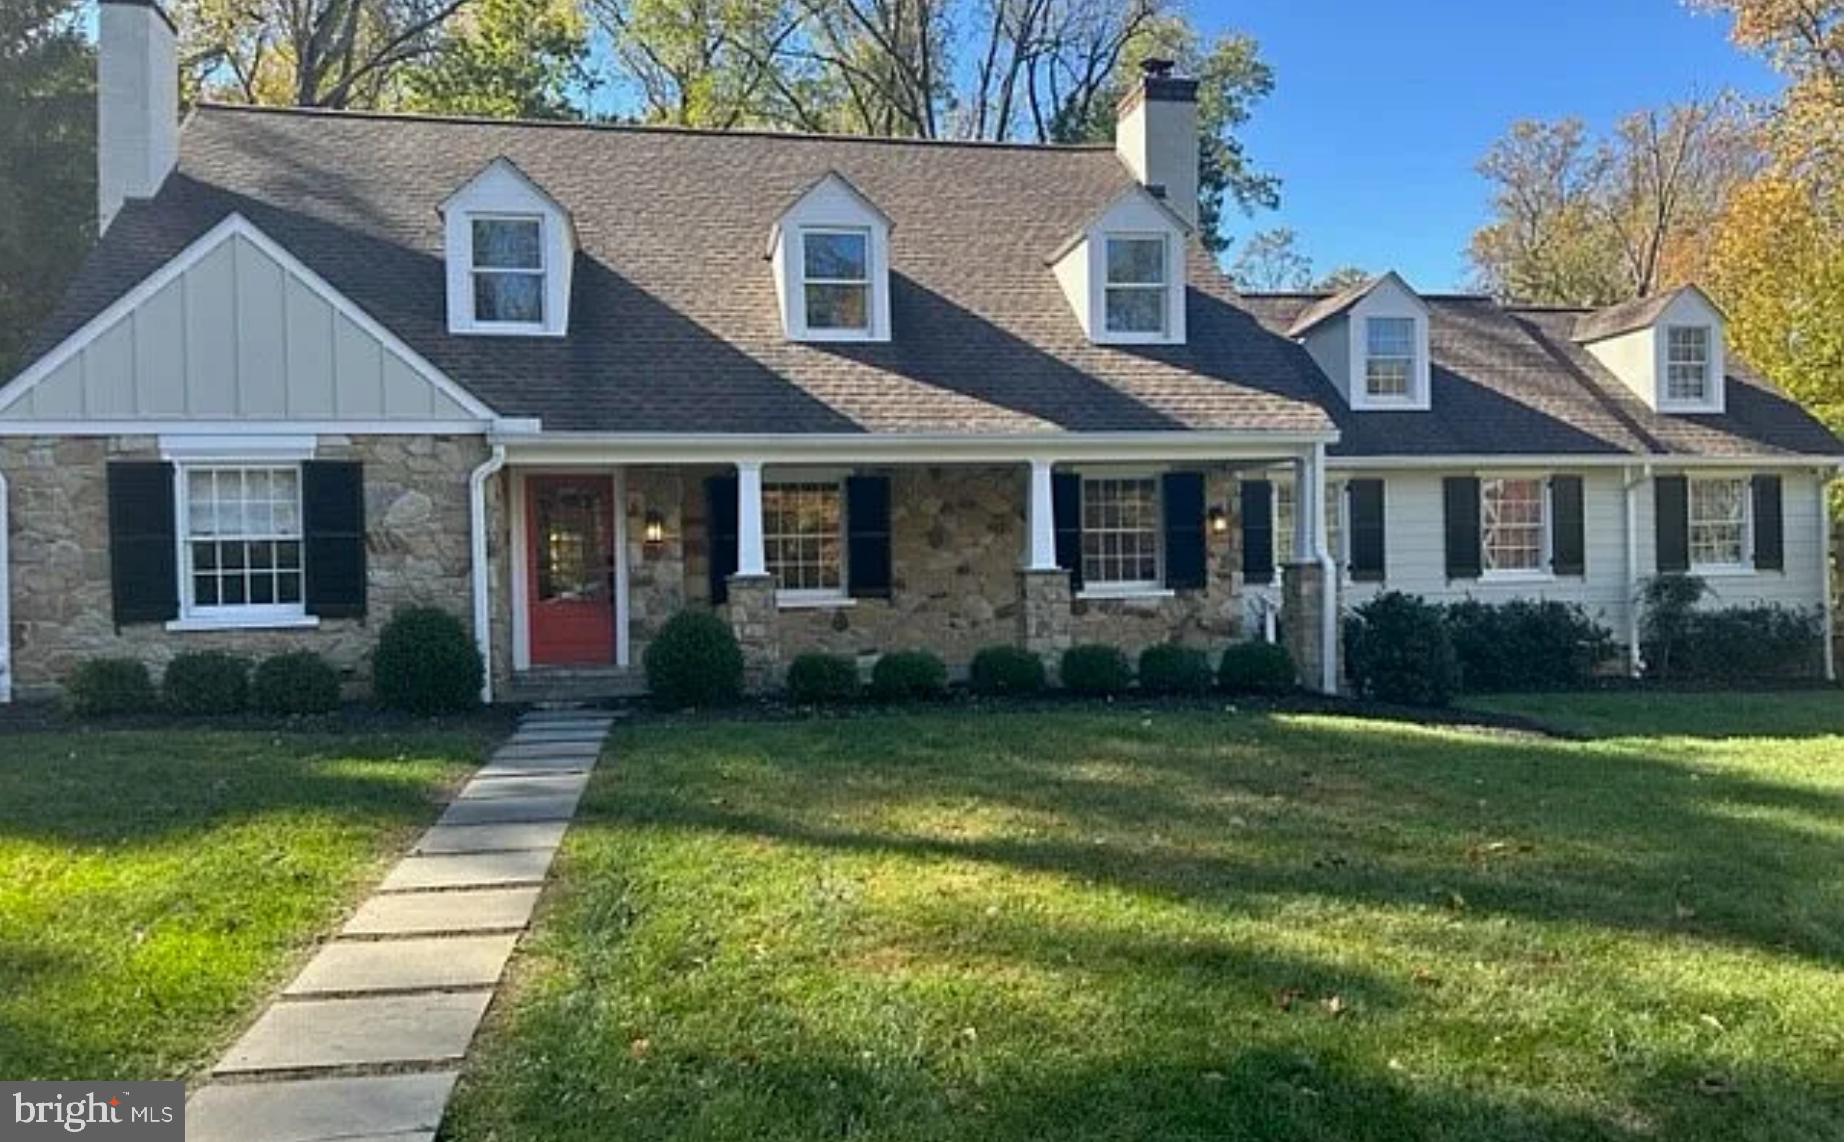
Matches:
[[469, 444, 507, 705], [0, 465, 10, 704], [1820, 467, 1837, 683], [1309, 442, 1338, 695], [1622, 463, 1650, 676]]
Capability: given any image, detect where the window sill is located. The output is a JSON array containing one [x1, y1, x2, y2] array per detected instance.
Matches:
[[166, 614, 321, 633], [1077, 587, 1175, 601], [1479, 571, 1553, 584], [1690, 564, 1758, 578], [776, 594, 855, 610]]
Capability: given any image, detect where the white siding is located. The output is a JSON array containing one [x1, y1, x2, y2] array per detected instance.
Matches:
[[1636, 470, 1826, 610]]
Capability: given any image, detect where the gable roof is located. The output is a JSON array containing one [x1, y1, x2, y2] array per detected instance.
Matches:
[[1282, 271, 1425, 338], [21, 104, 1332, 438], [1571, 284, 1725, 343]]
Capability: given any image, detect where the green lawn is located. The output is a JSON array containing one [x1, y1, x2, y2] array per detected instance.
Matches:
[[448, 694, 1843, 1142], [0, 727, 487, 1080]]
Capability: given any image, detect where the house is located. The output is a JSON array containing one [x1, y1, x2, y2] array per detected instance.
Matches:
[[0, 0, 1837, 704]]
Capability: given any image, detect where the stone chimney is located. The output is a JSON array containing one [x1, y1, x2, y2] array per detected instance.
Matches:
[[98, 0, 179, 232], [1115, 58, 1199, 229]]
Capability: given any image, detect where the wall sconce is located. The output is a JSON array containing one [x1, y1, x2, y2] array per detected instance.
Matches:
[[643, 509, 665, 545], [1207, 505, 1229, 535]]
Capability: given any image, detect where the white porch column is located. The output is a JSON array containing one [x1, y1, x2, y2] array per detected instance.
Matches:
[[1292, 454, 1316, 563], [736, 460, 766, 577], [1027, 458, 1059, 571]]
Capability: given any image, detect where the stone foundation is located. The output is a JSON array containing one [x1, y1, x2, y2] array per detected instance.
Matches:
[[1017, 569, 1073, 665], [724, 574, 779, 687]]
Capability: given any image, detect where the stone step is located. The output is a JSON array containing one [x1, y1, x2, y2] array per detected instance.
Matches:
[[492, 740, 605, 760], [186, 1072, 458, 1142], [437, 793, 581, 827], [379, 849, 555, 892], [455, 773, 590, 800], [215, 992, 492, 1075], [475, 756, 594, 778], [284, 934, 519, 997], [344, 887, 542, 936], [411, 821, 569, 855]]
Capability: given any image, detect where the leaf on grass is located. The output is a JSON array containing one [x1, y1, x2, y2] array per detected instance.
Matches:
[[1694, 1073, 1737, 1097], [1273, 987, 1303, 1012], [1698, 1013, 1725, 1032], [1320, 995, 1349, 1018], [1411, 967, 1441, 988], [629, 1037, 651, 1061]]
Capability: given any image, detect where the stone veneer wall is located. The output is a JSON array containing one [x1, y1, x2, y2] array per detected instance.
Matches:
[[4, 434, 490, 700]]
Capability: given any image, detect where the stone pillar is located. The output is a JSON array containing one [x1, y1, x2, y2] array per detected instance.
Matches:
[[1017, 568, 1073, 667], [1280, 562, 1333, 693], [725, 573, 778, 691]]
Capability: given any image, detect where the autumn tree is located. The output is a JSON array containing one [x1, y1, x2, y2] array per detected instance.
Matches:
[[1227, 227, 1308, 291], [401, 0, 590, 117]]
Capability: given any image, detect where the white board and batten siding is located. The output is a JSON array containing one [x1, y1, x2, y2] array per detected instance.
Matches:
[[0, 228, 481, 424]]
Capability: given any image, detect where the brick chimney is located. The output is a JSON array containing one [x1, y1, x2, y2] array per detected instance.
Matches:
[[97, 0, 179, 232], [1115, 58, 1199, 229]]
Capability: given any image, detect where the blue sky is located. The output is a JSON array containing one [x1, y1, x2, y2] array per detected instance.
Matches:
[[1222, 0, 1780, 291]]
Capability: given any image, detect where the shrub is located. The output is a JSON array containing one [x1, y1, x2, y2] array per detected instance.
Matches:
[[1218, 641, 1297, 695], [1444, 598, 1617, 692], [869, 649, 948, 701], [786, 652, 860, 703], [1640, 575, 1825, 681], [162, 651, 250, 715], [1060, 643, 1132, 696], [1137, 644, 1213, 695], [253, 651, 343, 715], [373, 606, 483, 714], [66, 658, 156, 717], [643, 609, 744, 709], [968, 645, 1046, 696], [1345, 591, 1459, 707]]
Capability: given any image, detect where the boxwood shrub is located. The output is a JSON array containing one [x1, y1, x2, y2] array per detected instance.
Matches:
[[1640, 574, 1825, 682], [66, 658, 157, 717], [162, 651, 250, 715], [374, 606, 483, 714], [1218, 641, 1297, 695], [786, 652, 860, 703], [643, 609, 744, 709], [253, 651, 343, 715], [1444, 598, 1615, 691], [869, 649, 948, 701], [1060, 643, 1132, 696], [968, 645, 1046, 696], [1137, 644, 1213, 695], [1345, 591, 1459, 707]]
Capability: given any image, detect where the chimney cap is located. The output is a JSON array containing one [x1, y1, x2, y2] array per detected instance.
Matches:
[[1139, 57, 1176, 79]]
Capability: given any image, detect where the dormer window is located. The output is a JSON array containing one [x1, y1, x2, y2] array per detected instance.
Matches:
[[1666, 325, 1710, 402], [1574, 285, 1726, 414], [802, 229, 871, 333], [471, 216, 545, 326], [1364, 317, 1415, 398], [1104, 236, 1169, 335]]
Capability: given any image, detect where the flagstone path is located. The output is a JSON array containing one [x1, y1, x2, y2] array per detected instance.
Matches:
[[186, 707, 615, 1142]]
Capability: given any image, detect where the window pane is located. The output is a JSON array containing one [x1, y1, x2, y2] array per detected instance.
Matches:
[[475, 272, 545, 323], [472, 218, 542, 269], [1365, 357, 1411, 396], [1689, 478, 1746, 565], [278, 572, 302, 605], [1105, 237, 1165, 285], [804, 283, 869, 330], [763, 482, 844, 593], [1367, 317, 1415, 357], [803, 231, 868, 281], [1104, 287, 1164, 334], [181, 465, 305, 613], [1081, 477, 1160, 586], [1481, 478, 1545, 572], [194, 575, 219, 606]]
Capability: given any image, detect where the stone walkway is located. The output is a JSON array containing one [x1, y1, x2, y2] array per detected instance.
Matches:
[[186, 707, 616, 1142]]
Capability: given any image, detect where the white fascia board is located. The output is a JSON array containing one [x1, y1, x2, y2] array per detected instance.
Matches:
[[0, 212, 501, 424], [0, 419, 493, 437], [159, 433, 317, 460], [1325, 452, 1843, 470]]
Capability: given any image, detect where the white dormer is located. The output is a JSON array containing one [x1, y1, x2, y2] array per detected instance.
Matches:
[[440, 158, 575, 337], [768, 172, 892, 343], [1288, 272, 1431, 411], [1573, 285, 1726, 414], [1050, 184, 1190, 346]]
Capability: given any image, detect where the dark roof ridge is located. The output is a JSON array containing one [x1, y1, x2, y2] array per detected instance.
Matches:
[[188, 101, 1120, 154]]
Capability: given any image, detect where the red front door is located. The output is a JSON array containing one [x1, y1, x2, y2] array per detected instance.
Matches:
[[527, 475, 615, 666]]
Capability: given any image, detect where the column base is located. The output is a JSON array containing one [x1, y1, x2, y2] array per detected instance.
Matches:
[[1017, 568, 1073, 666], [725, 574, 778, 692], [1280, 562, 1338, 693]]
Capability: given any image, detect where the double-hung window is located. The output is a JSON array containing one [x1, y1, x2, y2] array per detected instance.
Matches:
[[1081, 476, 1161, 590], [1103, 236, 1168, 335], [1689, 476, 1749, 568], [764, 481, 845, 600], [1365, 317, 1415, 398], [1480, 476, 1547, 574], [1275, 480, 1343, 568], [1666, 325, 1710, 402], [471, 216, 545, 326], [801, 229, 871, 333], [183, 466, 305, 618]]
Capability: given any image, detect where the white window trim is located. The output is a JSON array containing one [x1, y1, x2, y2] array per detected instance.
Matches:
[[465, 213, 548, 334], [796, 227, 874, 341], [1687, 474, 1755, 575], [167, 460, 321, 632], [1099, 232, 1172, 342], [1479, 473, 1554, 581], [1076, 470, 1165, 593], [763, 475, 850, 607], [1362, 317, 1418, 402]]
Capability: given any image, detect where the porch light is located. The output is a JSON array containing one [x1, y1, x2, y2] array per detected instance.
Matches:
[[643, 509, 665, 545], [1207, 505, 1229, 535]]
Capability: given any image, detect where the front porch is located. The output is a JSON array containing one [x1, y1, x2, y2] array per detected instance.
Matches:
[[484, 436, 1341, 701]]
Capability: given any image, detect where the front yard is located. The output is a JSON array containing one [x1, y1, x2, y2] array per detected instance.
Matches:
[[447, 694, 1842, 1142], [0, 725, 488, 1080]]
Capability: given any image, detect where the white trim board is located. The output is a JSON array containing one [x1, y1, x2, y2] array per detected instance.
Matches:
[[1326, 453, 1842, 470], [0, 212, 501, 424], [491, 429, 1338, 466]]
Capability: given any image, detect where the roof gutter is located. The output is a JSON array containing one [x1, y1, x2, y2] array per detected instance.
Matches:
[[1325, 452, 1843, 470]]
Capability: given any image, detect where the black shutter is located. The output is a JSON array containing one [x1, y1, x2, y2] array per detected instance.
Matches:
[[303, 460, 366, 618], [1752, 474, 1784, 571], [1240, 479, 1274, 585], [846, 475, 892, 598], [1348, 478, 1386, 582], [1655, 475, 1689, 573], [107, 461, 178, 625], [1550, 475, 1585, 576], [706, 474, 738, 604], [1161, 471, 1207, 590], [1443, 476, 1481, 580], [1052, 472, 1083, 590]]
